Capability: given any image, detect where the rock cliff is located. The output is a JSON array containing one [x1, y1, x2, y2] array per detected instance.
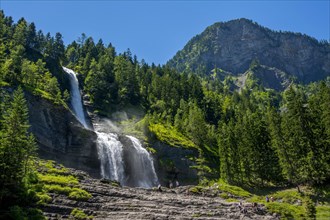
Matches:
[[168, 18, 330, 84], [25, 92, 100, 178]]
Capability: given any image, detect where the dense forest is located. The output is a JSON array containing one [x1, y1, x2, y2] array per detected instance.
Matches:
[[0, 10, 330, 218]]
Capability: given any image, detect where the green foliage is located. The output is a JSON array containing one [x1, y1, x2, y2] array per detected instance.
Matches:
[[37, 160, 92, 202], [68, 188, 92, 201], [265, 202, 305, 220], [304, 196, 316, 219], [9, 206, 45, 220], [149, 123, 196, 149], [70, 208, 93, 220], [215, 180, 251, 198], [316, 206, 330, 220], [0, 87, 38, 207], [38, 174, 79, 186]]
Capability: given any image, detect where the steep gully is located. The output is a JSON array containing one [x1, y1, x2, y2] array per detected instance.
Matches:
[[64, 67, 158, 188]]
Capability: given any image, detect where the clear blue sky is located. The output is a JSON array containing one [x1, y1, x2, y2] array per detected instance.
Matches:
[[1, 1, 329, 65]]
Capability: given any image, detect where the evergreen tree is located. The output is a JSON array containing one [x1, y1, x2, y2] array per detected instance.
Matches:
[[0, 87, 37, 205]]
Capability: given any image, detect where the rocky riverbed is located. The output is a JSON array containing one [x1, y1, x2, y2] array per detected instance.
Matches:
[[41, 169, 279, 220]]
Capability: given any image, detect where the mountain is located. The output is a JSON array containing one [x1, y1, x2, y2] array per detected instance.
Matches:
[[167, 18, 330, 84]]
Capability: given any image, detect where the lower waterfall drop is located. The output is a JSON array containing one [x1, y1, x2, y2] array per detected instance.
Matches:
[[96, 132, 125, 184], [125, 135, 159, 188]]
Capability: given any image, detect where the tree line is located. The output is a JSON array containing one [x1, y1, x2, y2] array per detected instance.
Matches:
[[0, 10, 329, 189]]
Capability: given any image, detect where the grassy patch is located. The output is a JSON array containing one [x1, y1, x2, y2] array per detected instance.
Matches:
[[316, 206, 330, 220], [70, 208, 93, 219], [149, 123, 197, 149], [214, 180, 251, 198], [38, 173, 79, 186], [37, 160, 92, 202], [68, 188, 92, 201], [226, 198, 239, 203], [265, 202, 305, 220]]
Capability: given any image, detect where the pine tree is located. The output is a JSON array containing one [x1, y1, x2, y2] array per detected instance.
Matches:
[[0, 87, 37, 204]]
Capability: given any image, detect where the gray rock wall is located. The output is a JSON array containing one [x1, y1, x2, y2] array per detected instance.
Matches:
[[26, 92, 100, 178]]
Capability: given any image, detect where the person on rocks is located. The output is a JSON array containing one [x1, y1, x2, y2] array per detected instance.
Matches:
[[175, 180, 179, 187], [266, 196, 269, 202], [238, 201, 243, 210], [252, 202, 258, 212], [169, 181, 173, 189], [270, 196, 274, 202]]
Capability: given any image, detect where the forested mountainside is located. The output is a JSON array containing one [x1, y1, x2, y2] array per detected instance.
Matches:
[[0, 10, 329, 219], [167, 18, 330, 85]]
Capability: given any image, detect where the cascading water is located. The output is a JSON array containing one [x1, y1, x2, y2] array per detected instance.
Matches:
[[63, 67, 89, 129], [125, 136, 159, 188], [96, 132, 125, 183], [64, 66, 158, 188]]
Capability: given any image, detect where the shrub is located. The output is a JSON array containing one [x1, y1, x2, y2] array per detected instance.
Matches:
[[303, 196, 316, 219], [68, 188, 92, 201], [44, 184, 72, 195], [70, 208, 93, 219], [38, 174, 79, 186], [36, 192, 52, 205]]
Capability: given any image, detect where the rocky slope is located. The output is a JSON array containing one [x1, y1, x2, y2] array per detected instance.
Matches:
[[168, 18, 330, 84], [25, 92, 100, 178], [42, 169, 279, 220]]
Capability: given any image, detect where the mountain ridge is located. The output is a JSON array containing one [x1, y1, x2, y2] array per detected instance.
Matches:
[[167, 18, 330, 85]]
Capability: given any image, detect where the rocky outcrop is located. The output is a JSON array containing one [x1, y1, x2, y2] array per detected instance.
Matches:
[[152, 141, 199, 186], [25, 92, 100, 178], [168, 18, 330, 84], [236, 65, 292, 91], [42, 169, 279, 220]]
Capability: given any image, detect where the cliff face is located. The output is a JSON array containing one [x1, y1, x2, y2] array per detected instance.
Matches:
[[168, 18, 330, 83], [25, 92, 100, 178]]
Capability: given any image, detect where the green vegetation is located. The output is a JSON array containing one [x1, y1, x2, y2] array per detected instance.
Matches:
[[316, 206, 330, 220], [37, 160, 92, 201], [0, 10, 329, 220], [70, 208, 93, 220], [0, 87, 46, 219], [214, 180, 251, 198], [0, 11, 69, 107], [38, 174, 79, 186], [149, 123, 196, 149]]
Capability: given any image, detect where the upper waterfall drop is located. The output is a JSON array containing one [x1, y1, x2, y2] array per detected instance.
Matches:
[[63, 67, 89, 129]]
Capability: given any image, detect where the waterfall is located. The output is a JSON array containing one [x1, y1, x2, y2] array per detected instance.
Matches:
[[63, 67, 88, 128], [64, 66, 158, 188], [96, 132, 125, 183], [125, 136, 159, 188]]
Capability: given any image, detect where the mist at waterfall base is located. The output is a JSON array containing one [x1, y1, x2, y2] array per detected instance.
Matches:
[[63, 67, 159, 188], [94, 120, 159, 188]]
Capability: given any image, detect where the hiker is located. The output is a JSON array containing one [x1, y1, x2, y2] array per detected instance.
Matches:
[[252, 202, 258, 212], [169, 181, 173, 189], [175, 180, 179, 187], [266, 196, 269, 202], [270, 196, 274, 202], [238, 201, 243, 210]]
